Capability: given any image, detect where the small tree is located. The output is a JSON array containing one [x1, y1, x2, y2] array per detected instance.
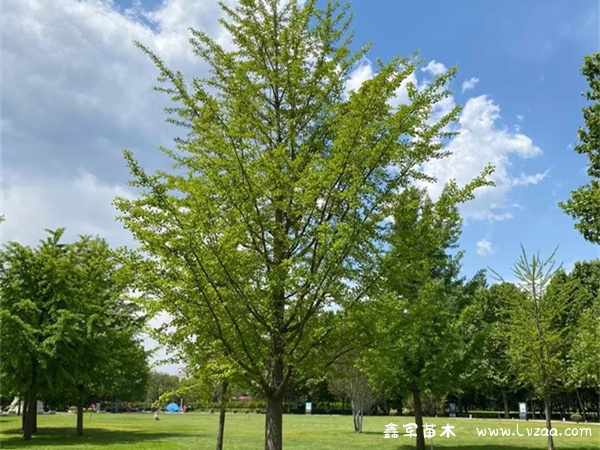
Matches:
[[328, 353, 375, 433], [492, 246, 567, 450]]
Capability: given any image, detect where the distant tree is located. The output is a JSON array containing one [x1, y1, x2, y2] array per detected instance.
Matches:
[[559, 52, 600, 243], [328, 352, 375, 433], [561, 260, 600, 419], [147, 372, 180, 408], [99, 330, 150, 409], [361, 181, 489, 450], [113, 0, 486, 448], [493, 246, 567, 450], [469, 282, 523, 418]]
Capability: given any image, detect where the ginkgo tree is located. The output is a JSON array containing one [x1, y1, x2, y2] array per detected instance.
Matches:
[[114, 1, 490, 448], [560, 52, 600, 244], [360, 181, 489, 450]]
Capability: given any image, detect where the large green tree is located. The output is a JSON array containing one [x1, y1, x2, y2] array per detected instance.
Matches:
[[360, 182, 488, 450], [114, 1, 481, 448], [0, 230, 147, 439], [63, 236, 149, 436], [0, 230, 80, 439], [559, 52, 600, 243]]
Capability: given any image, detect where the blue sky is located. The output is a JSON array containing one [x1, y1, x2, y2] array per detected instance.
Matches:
[[2, 0, 599, 372]]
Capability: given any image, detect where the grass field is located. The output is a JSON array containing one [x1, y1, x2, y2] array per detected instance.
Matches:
[[1, 412, 598, 449]]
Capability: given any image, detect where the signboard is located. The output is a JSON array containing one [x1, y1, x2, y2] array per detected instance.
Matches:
[[519, 402, 527, 420], [449, 403, 456, 417], [305, 402, 312, 415]]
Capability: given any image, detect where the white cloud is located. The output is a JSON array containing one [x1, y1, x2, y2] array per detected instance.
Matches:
[[422, 60, 447, 76], [476, 238, 494, 256], [2, 0, 236, 183], [516, 114, 524, 122], [1, 168, 134, 248], [418, 95, 547, 221], [461, 77, 479, 93], [345, 61, 374, 94], [341, 59, 546, 223]]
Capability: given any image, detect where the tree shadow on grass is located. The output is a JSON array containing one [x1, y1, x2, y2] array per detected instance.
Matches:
[[0, 427, 198, 448]]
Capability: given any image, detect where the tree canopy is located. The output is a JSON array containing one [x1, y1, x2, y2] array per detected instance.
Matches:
[[560, 52, 600, 244], [114, 1, 492, 448]]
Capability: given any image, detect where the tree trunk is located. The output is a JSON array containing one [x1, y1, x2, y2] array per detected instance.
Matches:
[[359, 407, 363, 432], [33, 402, 37, 434], [216, 380, 228, 450], [413, 388, 426, 450], [576, 389, 587, 422], [543, 394, 555, 450], [502, 390, 509, 418], [351, 400, 362, 433], [21, 397, 27, 432], [23, 392, 36, 441], [265, 393, 284, 450], [76, 397, 84, 436]]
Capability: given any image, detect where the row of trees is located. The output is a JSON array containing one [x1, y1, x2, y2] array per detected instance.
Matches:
[[0, 227, 150, 439], [110, 1, 599, 449], [2, 1, 598, 449]]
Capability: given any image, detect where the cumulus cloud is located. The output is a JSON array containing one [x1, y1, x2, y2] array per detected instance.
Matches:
[[461, 77, 479, 93], [418, 95, 547, 221], [422, 60, 447, 76], [476, 238, 494, 256], [1, 168, 134, 248], [345, 61, 374, 94], [341, 59, 546, 222], [2, 0, 235, 183]]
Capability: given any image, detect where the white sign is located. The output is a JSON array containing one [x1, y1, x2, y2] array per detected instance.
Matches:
[[305, 402, 312, 415]]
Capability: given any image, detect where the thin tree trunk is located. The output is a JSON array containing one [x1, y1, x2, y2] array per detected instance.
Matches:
[[502, 390, 510, 418], [76, 397, 84, 436], [216, 380, 228, 450], [576, 389, 587, 422], [413, 388, 426, 450], [21, 396, 27, 432], [543, 394, 555, 450], [33, 401, 37, 434], [359, 407, 363, 432]]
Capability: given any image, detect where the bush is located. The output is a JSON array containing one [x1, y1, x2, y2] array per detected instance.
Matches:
[[389, 409, 398, 416], [571, 413, 582, 423]]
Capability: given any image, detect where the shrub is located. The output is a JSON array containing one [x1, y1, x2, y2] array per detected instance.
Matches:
[[389, 409, 398, 416], [571, 413, 582, 423]]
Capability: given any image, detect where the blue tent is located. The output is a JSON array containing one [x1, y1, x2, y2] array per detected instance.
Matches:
[[164, 403, 181, 413]]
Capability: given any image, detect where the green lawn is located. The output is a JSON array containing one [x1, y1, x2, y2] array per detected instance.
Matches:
[[1, 412, 598, 449]]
